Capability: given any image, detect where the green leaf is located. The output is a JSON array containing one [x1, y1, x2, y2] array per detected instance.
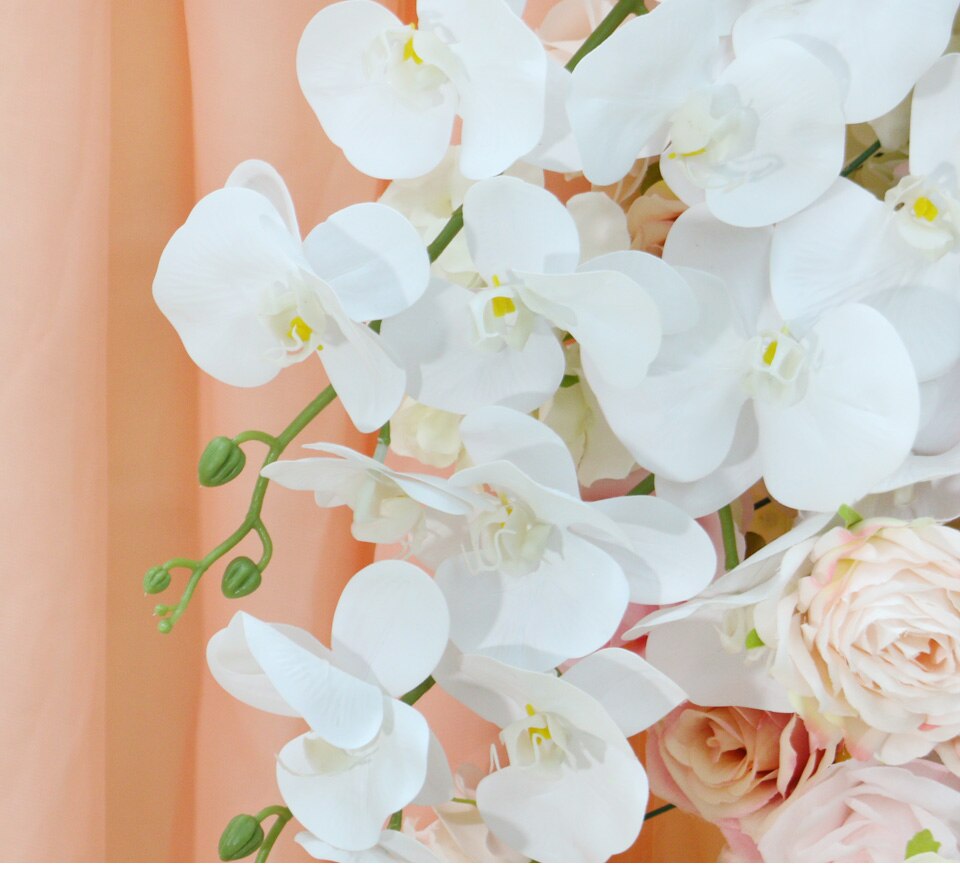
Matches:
[[837, 503, 863, 529], [905, 829, 941, 860], [745, 628, 765, 650]]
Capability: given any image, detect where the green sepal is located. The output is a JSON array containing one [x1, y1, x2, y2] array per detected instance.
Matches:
[[905, 829, 941, 860], [198, 436, 246, 488], [745, 628, 765, 650], [219, 814, 265, 861], [222, 556, 262, 599], [837, 503, 863, 529], [560, 374, 580, 388]]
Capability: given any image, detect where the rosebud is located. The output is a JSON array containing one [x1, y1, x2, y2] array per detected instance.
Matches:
[[219, 813, 264, 861], [222, 557, 262, 599], [143, 565, 171, 595], [198, 436, 246, 487]]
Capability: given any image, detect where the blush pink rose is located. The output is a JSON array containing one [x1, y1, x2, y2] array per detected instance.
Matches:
[[722, 759, 960, 862], [755, 519, 960, 764], [626, 183, 687, 256], [646, 704, 836, 828]]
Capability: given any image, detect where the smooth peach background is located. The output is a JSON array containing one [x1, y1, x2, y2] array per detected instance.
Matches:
[[0, 0, 722, 861]]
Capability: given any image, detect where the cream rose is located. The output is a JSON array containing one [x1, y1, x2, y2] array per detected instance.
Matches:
[[755, 518, 960, 764], [722, 759, 960, 863], [646, 704, 836, 828]]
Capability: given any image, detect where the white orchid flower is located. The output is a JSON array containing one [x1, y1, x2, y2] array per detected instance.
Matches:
[[380, 175, 662, 418], [568, 0, 846, 226], [206, 561, 453, 851], [261, 442, 478, 561], [605, 204, 921, 514], [296, 0, 547, 180], [434, 645, 685, 862], [389, 398, 466, 469], [433, 407, 716, 671], [623, 512, 835, 712], [733, 0, 960, 124], [153, 160, 428, 432], [770, 55, 960, 460]]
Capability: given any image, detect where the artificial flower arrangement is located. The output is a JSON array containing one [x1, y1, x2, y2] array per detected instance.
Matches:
[[143, 0, 960, 862]]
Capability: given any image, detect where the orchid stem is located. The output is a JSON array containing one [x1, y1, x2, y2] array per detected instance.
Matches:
[[718, 504, 740, 572], [841, 139, 881, 178], [565, 0, 648, 72], [255, 806, 292, 863], [644, 803, 676, 821], [150, 385, 338, 632], [387, 810, 403, 832]]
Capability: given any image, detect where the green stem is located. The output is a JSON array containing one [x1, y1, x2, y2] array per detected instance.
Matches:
[[644, 803, 676, 821], [235, 430, 279, 449], [387, 810, 403, 832], [565, 0, 647, 72], [374, 420, 391, 463], [400, 675, 436, 706], [427, 207, 464, 263], [841, 139, 881, 178], [156, 385, 338, 632], [718, 504, 740, 572], [254, 806, 292, 863], [451, 797, 478, 806], [628, 473, 655, 496]]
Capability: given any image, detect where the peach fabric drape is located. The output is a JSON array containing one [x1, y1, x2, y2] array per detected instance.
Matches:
[[0, 0, 722, 861]]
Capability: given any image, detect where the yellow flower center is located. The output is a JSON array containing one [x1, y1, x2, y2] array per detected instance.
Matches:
[[525, 703, 552, 745], [913, 196, 939, 222], [287, 316, 313, 343], [402, 34, 423, 65], [762, 339, 778, 366], [491, 296, 517, 318]]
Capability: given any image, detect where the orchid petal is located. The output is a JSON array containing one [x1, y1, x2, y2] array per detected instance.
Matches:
[[225, 159, 300, 239], [303, 203, 429, 322], [911, 53, 960, 176], [566, 192, 629, 262], [332, 560, 450, 698]]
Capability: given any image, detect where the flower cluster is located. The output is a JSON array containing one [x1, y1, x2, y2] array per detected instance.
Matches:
[[147, 0, 960, 863]]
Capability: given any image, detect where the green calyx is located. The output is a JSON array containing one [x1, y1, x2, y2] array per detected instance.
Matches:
[[905, 829, 941, 860], [745, 628, 765, 650], [143, 565, 172, 595], [837, 504, 863, 529], [198, 436, 246, 487], [219, 814, 264, 861], [222, 556, 262, 599]]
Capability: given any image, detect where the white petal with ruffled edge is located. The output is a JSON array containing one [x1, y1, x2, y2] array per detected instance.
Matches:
[[911, 53, 960, 175], [644, 617, 793, 712], [303, 203, 429, 322], [435, 532, 629, 671], [225, 159, 300, 239], [460, 406, 580, 497], [581, 494, 717, 604], [379, 280, 565, 415], [297, 0, 457, 179], [207, 613, 334, 718], [276, 698, 430, 851], [331, 560, 450, 698], [561, 647, 686, 736], [317, 312, 406, 433], [416, 0, 547, 180], [463, 176, 580, 278], [519, 268, 661, 391], [756, 305, 920, 511], [733, 0, 960, 122], [240, 613, 385, 750], [568, 0, 720, 184]]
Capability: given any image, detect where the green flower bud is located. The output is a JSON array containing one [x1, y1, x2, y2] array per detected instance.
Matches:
[[222, 557, 262, 599], [198, 436, 246, 487], [219, 813, 264, 861], [143, 565, 171, 595]]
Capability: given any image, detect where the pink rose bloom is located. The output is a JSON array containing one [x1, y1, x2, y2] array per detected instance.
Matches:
[[722, 759, 960, 862], [646, 704, 836, 828], [755, 519, 960, 764]]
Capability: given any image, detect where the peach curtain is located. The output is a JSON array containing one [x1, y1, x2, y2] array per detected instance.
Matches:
[[0, 0, 722, 861]]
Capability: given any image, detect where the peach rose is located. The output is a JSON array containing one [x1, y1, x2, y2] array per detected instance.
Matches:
[[646, 704, 836, 828], [755, 518, 960, 765], [626, 181, 686, 256], [722, 759, 960, 862]]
